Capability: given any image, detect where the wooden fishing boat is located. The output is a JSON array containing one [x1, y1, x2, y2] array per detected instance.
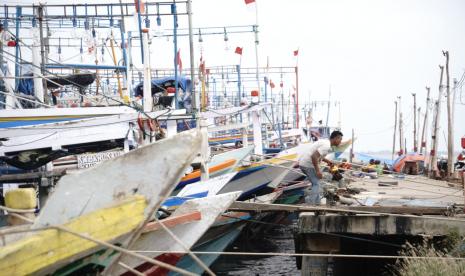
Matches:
[[110, 192, 242, 275], [176, 146, 253, 190], [0, 129, 202, 275], [169, 190, 283, 275], [163, 172, 237, 211], [219, 154, 296, 200]]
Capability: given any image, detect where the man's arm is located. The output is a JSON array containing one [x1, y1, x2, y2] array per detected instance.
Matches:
[[311, 151, 323, 179], [322, 158, 333, 167]]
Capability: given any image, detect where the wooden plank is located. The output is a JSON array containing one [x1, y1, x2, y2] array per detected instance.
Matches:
[[228, 202, 455, 215], [0, 171, 65, 183], [142, 211, 202, 233], [0, 196, 147, 276]]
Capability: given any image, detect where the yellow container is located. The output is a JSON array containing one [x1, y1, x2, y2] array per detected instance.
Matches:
[[5, 188, 37, 209]]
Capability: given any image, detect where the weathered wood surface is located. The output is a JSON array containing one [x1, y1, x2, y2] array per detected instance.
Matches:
[[0, 196, 147, 276], [111, 192, 241, 275], [33, 129, 202, 227], [228, 201, 458, 215], [142, 212, 202, 233]]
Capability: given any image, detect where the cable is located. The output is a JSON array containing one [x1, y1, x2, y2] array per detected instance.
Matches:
[[1, 131, 58, 147]]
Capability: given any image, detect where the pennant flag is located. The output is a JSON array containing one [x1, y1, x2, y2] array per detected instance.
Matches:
[[177, 49, 183, 73], [244, 0, 255, 5], [135, 0, 146, 13], [199, 54, 206, 74], [234, 46, 243, 55], [293, 49, 299, 56]]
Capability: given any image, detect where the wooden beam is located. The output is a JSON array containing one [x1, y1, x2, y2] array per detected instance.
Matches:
[[228, 202, 457, 215], [0, 171, 66, 183], [142, 211, 202, 233]]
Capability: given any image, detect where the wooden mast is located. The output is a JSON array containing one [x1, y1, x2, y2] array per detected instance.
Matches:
[[430, 65, 444, 178], [392, 100, 398, 160], [420, 86, 430, 155], [443, 50, 453, 178], [412, 92, 417, 152]]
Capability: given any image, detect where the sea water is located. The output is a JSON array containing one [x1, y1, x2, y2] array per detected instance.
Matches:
[[210, 221, 299, 276]]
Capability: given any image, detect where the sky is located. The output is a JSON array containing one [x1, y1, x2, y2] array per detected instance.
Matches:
[[189, 0, 465, 152], [3, 0, 465, 153]]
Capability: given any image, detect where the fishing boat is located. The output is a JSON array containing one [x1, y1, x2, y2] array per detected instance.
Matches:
[[163, 172, 238, 211], [169, 190, 284, 275], [0, 129, 202, 275], [218, 153, 296, 200], [176, 146, 253, 190], [109, 192, 241, 275]]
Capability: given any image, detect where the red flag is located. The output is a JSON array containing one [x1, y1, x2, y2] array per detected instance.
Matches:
[[177, 49, 182, 73], [244, 0, 255, 4], [293, 49, 299, 56], [234, 46, 243, 55], [7, 40, 17, 47], [199, 54, 206, 74], [269, 79, 275, 89]]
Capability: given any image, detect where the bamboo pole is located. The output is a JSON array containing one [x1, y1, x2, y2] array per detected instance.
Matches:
[[350, 128, 354, 163], [443, 50, 453, 178], [109, 30, 123, 99], [420, 87, 430, 155], [430, 65, 445, 178], [392, 100, 398, 161], [417, 106, 421, 153], [398, 96, 403, 154], [412, 93, 417, 152]]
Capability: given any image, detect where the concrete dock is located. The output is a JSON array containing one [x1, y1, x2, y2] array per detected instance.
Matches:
[[295, 174, 465, 275]]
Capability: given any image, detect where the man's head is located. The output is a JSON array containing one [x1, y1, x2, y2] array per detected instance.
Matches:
[[329, 130, 343, 146]]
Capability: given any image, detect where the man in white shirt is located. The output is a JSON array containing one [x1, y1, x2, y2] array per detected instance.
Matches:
[[298, 130, 343, 204]]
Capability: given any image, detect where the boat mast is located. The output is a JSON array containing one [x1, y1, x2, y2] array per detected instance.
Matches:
[[412, 92, 417, 152], [419, 86, 430, 155], [398, 96, 403, 155], [392, 100, 398, 161], [443, 50, 453, 178], [429, 65, 444, 177], [37, 4, 49, 103]]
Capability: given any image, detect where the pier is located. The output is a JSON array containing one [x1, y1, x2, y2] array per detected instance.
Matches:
[[229, 174, 464, 276]]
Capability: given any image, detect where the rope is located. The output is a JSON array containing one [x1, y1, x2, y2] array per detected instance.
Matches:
[[0, 131, 58, 147], [117, 262, 145, 276], [0, 205, 36, 214], [152, 216, 215, 276], [132, 250, 465, 261], [0, 91, 53, 108]]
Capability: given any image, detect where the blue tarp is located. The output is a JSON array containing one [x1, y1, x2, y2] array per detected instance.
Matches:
[[17, 73, 34, 95], [133, 76, 192, 109], [355, 152, 394, 166]]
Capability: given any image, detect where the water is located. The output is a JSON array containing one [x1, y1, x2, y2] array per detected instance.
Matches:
[[210, 221, 300, 276]]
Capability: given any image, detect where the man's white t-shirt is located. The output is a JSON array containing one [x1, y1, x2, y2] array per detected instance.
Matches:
[[298, 139, 333, 168]]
